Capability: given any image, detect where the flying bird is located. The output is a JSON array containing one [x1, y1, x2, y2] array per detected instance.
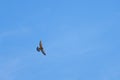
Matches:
[[36, 40, 46, 55]]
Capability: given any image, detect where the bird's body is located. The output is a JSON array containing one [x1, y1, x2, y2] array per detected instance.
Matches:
[[36, 41, 46, 55]]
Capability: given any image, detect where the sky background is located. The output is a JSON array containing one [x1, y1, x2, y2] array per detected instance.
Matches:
[[0, 0, 120, 80]]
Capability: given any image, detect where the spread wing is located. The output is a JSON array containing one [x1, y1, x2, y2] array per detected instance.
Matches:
[[39, 41, 43, 48], [41, 49, 46, 55], [36, 47, 40, 52]]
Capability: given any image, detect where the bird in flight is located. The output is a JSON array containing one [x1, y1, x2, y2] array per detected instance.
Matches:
[[36, 40, 46, 55]]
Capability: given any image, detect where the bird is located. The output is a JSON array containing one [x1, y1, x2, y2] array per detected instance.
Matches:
[[36, 40, 46, 55]]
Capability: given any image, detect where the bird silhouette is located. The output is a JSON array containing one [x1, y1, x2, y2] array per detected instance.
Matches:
[[36, 40, 46, 55]]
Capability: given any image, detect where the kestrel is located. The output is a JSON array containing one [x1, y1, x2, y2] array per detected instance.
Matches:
[[36, 40, 46, 55]]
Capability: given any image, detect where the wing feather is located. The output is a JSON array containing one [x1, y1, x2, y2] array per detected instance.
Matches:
[[36, 47, 40, 52], [39, 41, 43, 48], [41, 49, 46, 55]]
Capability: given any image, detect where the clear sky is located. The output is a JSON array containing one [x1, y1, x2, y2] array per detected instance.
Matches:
[[0, 0, 120, 80]]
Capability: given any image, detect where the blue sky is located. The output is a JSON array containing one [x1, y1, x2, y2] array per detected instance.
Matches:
[[0, 0, 120, 80]]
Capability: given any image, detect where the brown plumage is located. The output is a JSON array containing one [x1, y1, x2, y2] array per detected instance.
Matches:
[[36, 40, 46, 55]]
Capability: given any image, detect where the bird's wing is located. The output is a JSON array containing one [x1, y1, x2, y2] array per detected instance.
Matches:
[[39, 41, 43, 48], [41, 49, 46, 55], [36, 47, 40, 52]]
